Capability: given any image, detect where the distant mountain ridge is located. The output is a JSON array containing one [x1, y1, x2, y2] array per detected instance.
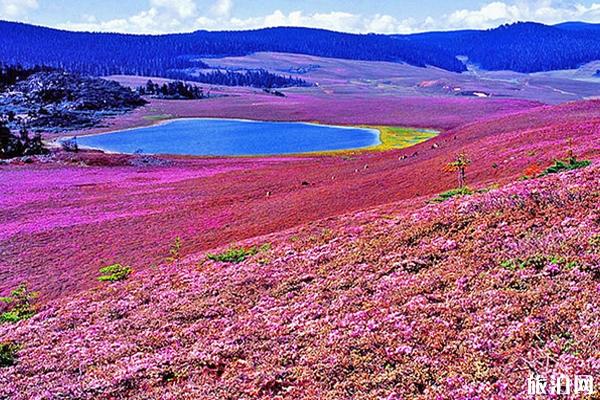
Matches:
[[554, 21, 600, 31], [399, 21, 600, 73], [0, 21, 467, 78], [2, 20, 600, 78]]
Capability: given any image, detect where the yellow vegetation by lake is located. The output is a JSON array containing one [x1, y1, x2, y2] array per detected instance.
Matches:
[[310, 126, 439, 156], [368, 126, 439, 151]]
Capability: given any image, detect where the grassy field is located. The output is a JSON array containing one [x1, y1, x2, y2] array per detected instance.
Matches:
[[306, 125, 440, 156], [370, 126, 439, 151]]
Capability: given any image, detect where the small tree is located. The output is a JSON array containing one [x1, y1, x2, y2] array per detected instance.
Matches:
[[0, 121, 12, 156], [0, 121, 48, 159], [541, 138, 591, 176], [444, 152, 472, 188], [60, 137, 79, 152], [166, 237, 182, 263]]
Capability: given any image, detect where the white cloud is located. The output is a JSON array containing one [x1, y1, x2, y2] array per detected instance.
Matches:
[[228, 10, 363, 32], [54, 0, 600, 35], [58, 0, 197, 33], [150, 0, 197, 18], [434, 0, 600, 31], [211, 0, 232, 17], [0, 0, 38, 18]]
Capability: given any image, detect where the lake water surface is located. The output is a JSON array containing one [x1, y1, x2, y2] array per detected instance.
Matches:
[[75, 119, 381, 156]]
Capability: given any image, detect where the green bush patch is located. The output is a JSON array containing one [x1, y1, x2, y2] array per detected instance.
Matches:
[[430, 187, 473, 203], [207, 244, 271, 264], [98, 264, 132, 282], [542, 158, 591, 176], [0, 342, 19, 368], [500, 255, 579, 272], [0, 283, 38, 324]]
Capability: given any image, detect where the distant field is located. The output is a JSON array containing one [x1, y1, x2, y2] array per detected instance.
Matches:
[[204, 52, 600, 104], [88, 52, 600, 141], [72, 86, 541, 139]]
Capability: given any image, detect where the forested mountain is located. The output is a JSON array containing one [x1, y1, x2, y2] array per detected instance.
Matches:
[[554, 21, 600, 32], [0, 21, 466, 75], [401, 22, 600, 72], [4, 20, 600, 76]]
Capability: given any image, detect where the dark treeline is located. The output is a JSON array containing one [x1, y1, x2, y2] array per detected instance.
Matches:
[[139, 80, 206, 99], [0, 64, 54, 89], [401, 22, 600, 73], [0, 21, 467, 76], [6, 20, 600, 77], [167, 69, 310, 88], [0, 22, 210, 77], [0, 119, 46, 159]]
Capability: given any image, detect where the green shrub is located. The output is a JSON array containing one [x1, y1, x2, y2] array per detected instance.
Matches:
[[430, 187, 473, 203], [207, 244, 271, 264], [500, 255, 579, 272], [541, 157, 591, 176], [0, 342, 19, 368], [0, 283, 38, 323], [97, 264, 132, 282], [501, 255, 548, 271]]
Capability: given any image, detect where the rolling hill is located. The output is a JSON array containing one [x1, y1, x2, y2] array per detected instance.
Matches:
[[0, 99, 598, 399]]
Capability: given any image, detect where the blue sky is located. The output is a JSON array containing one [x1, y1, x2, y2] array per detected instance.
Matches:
[[2, 0, 600, 33]]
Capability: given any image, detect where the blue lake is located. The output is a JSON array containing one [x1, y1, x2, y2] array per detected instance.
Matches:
[[74, 119, 381, 156]]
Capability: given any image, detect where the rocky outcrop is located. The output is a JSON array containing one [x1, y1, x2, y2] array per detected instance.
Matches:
[[0, 71, 146, 132]]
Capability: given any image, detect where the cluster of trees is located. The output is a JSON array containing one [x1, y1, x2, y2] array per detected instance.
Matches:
[[0, 22, 210, 78], [0, 119, 46, 159], [401, 22, 600, 73], [137, 73, 301, 98], [0, 21, 467, 77], [168, 69, 309, 88], [138, 80, 206, 99], [0, 64, 53, 89], [7, 20, 600, 80]]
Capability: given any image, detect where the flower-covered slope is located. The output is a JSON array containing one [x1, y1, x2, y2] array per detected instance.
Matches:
[[3, 100, 600, 304], [1, 164, 598, 399]]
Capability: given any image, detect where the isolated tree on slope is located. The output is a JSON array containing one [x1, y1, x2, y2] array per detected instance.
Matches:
[[444, 153, 471, 188]]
